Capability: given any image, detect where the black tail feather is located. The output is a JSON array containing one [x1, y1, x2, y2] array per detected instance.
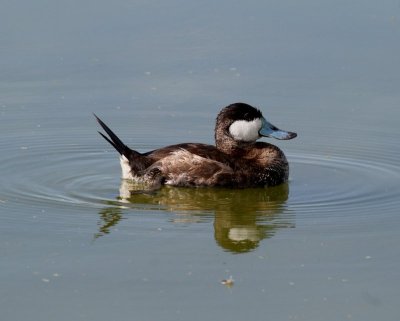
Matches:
[[94, 114, 130, 157], [98, 131, 118, 150]]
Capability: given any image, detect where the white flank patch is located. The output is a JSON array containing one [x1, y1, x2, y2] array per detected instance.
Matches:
[[229, 118, 262, 142], [119, 179, 131, 201], [120, 155, 133, 180]]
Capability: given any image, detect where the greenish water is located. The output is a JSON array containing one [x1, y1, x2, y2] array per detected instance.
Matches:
[[1, 1, 400, 320]]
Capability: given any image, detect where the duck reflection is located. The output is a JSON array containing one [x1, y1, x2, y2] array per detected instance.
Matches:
[[97, 181, 294, 253], [94, 207, 125, 239]]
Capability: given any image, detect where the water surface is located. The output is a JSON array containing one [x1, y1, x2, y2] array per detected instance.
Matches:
[[1, 1, 400, 320]]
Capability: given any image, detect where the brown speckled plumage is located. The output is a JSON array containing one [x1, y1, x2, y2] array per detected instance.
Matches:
[[95, 103, 296, 188]]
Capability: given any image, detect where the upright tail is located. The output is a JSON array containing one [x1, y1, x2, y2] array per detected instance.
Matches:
[[94, 114, 132, 159], [95, 114, 151, 180]]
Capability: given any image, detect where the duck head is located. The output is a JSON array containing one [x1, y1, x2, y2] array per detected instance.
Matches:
[[215, 103, 297, 152]]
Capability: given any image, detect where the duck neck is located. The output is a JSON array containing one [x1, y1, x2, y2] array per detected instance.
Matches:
[[215, 129, 253, 155]]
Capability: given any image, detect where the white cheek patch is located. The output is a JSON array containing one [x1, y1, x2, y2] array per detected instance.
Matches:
[[229, 118, 262, 142]]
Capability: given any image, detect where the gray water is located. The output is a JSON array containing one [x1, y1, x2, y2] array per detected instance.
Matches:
[[1, 1, 400, 320]]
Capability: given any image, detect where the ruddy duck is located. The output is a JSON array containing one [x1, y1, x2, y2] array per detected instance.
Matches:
[[95, 103, 296, 188]]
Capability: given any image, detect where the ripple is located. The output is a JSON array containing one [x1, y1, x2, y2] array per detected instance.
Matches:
[[1, 141, 400, 228], [0, 143, 119, 211], [287, 153, 400, 226]]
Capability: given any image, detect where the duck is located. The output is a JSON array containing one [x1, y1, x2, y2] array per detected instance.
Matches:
[[95, 102, 297, 188]]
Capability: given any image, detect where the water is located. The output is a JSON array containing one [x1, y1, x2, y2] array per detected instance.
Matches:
[[1, 0, 400, 320]]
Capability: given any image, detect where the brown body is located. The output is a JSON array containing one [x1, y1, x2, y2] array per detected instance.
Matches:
[[130, 142, 289, 187]]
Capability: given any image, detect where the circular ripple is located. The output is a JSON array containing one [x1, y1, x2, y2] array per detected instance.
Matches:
[[1, 142, 400, 223], [287, 153, 400, 226], [0, 143, 120, 210]]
